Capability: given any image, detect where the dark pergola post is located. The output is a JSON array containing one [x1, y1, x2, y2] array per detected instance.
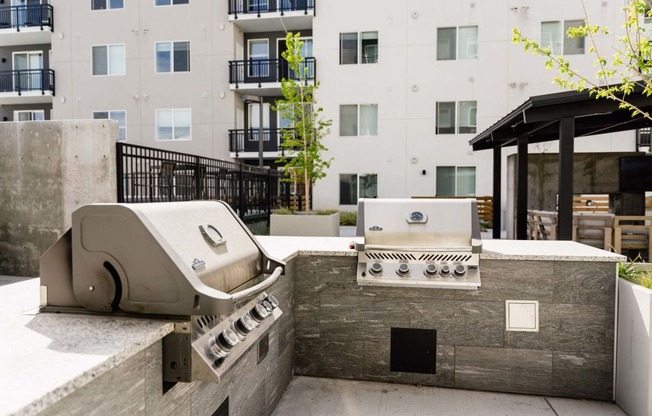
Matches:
[[516, 135, 529, 240], [492, 146, 502, 239], [558, 117, 575, 240]]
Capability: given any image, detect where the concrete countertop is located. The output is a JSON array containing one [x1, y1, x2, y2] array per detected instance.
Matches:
[[255, 236, 625, 263], [0, 276, 174, 416]]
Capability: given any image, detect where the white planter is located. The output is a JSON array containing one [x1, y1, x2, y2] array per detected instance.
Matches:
[[270, 213, 340, 237], [616, 278, 652, 416]]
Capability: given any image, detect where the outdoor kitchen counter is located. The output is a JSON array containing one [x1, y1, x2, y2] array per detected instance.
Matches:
[[255, 236, 625, 263], [0, 276, 174, 416]]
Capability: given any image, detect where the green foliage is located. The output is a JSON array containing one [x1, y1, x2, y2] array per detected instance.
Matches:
[[512, 0, 652, 122], [272, 207, 295, 215], [274, 32, 333, 212], [314, 209, 338, 215], [618, 257, 652, 289], [339, 211, 358, 226]]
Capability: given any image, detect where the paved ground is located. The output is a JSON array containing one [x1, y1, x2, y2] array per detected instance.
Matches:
[[272, 376, 628, 416]]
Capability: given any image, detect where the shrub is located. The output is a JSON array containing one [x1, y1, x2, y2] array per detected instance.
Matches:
[[618, 258, 652, 289], [340, 211, 357, 226]]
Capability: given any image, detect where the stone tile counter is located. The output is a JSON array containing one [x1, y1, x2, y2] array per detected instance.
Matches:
[[264, 237, 625, 401]]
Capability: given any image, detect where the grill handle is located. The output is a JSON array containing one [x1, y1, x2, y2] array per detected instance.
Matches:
[[231, 266, 283, 302]]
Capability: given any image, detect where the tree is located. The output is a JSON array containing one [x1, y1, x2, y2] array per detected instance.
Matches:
[[512, 0, 652, 122], [274, 32, 332, 212]]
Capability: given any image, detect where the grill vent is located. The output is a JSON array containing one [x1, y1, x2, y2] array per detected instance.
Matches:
[[365, 252, 417, 261], [418, 254, 473, 262], [195, 315, 220, 330]]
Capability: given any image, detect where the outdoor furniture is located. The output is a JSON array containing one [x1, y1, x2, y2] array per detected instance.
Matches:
[[612, 215, 652, 257], [527, 210, 557, 240], [572, 212, 614, 250]]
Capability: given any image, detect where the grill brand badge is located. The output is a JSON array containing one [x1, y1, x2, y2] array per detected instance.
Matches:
[[192, 258, 206, 271], [369, 225, 383, 231]]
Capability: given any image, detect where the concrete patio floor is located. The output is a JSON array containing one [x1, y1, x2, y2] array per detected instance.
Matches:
[[272, 376, 627, 416]]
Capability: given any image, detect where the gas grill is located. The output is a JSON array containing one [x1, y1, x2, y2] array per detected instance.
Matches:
[[39, 201, 285, 384], [354, 198, 482, 290]]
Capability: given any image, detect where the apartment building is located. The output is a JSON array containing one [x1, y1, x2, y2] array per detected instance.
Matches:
[[3, 0, 645, 213]]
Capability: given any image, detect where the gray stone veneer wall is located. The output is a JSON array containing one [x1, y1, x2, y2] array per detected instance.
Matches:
[[294, 255, 616, 401], [39, 259, 295, 416]]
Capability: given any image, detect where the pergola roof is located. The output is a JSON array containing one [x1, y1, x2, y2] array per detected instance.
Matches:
[[470, 86, 652, 151]]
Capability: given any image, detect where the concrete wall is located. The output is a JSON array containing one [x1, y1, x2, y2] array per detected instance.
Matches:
[[0, 120, 117, 276], [294, 255, 616, 401]]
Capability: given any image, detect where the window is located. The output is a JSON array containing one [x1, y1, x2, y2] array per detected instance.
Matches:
[[156, 41, 190, 73], [92, 0, 123, 10], [340, 173, 378, 205], [541, 20, 584, 55], [92, 44, 125, 76], [437, 26, 478, 60], [436, 101, 477, 134], [93, 110, 127, 141], [435, 166, 476, 197], [247, 0, 269, 12], [339, 104, 378, 136], [156, 109, 191, 141], [155, 0, 189, 5], [14, 110, 45, 121], [248, 39, 269, 77], [340, 31, 378, 64], [248, 103, 270, 141]]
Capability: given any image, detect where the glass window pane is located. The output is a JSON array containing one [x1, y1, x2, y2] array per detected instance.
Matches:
[[436, 102, 456, 134], [33, 111, 45, 121], [92, 45, 107, 75], [92, 0, 107, 10], [110, 0, 123, 8], [155, 0, 171, 5], [156, 42, 171, 73], [359, 174, 377, 198], [457, 101, 477, 134], [174, 109, 191, 140], [458, 26, 478, 59], [541, 21, 562, 55], [173, 41, 190, 72], [436, 167, 455, 197], [339, 105, 358, 136], [108, 44, 125, 75], [301, 39, 313, 58], [456, 166, 476, 196], [361, 31, 378, 64], [157, 110, 173, 140], [93, 111, 109, 119], [437, 28, 456, 60], [359, 104, 378, 136], [173, 0, 189, 4], [563, 20, 585, 55], [340, 32, 358, 64], [339, 174, 358, 205]]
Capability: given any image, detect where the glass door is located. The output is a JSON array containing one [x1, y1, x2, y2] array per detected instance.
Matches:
[[13, 51, 43, 91]]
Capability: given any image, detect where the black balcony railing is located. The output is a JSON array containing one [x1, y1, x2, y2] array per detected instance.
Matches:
[[637, 127, 651, 149], [116, 143, 290, 223], [0, 4, 54, 32], [229, 58, 316, 87], [229, 128, 302, 156], [228, 0, 314, 18], [0, 69, 55, 96]]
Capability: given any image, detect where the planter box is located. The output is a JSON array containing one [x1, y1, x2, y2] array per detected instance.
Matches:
[[616, 277, 652, 416], [270, 213, 340, 237]]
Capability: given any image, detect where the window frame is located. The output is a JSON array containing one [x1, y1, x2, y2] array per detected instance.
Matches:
[[155, 108, 192, 141], [154, 0, 189, 6], [93, 110, 127, 141], [91, 0, 124, 10], [339, 173, 378, 205], [91, 43, 126, 76], [435, 100, 477, 135], [435, 166, 476, 197], [437, 26, 478, 61], [339, 104, 379, 137], [155, 40, 191, 74], [14, 110, 45, 121], [339, 31, 378, 65], [247, 38, 270, 77], [540, 19, 585, 55]]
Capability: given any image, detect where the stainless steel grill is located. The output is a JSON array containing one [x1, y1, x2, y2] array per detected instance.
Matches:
[[40, 201, 285, 383], [354, 198, 482, 290]]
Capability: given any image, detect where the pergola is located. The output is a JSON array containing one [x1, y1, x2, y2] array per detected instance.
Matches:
[[469, 86, 652, 240]]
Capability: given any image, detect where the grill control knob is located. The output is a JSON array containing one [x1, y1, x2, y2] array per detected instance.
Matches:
[[234, 313, 256, 336], [424, 263, 438, 278], [369, 262, 383, 276], [396, 263, 410, 277], [453, 264, 467, 278], [217, 328, 239, 351], [265, 294, 279, 309], [440, 264, 451, 277], [261, 300, 273, 312], [250, 303, 269, 322]]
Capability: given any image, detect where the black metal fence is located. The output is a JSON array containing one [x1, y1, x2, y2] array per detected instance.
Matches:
[[229, 58, 316, 86], [0, 69, 55, 95], [0, 4, 54, 31], [228, 0, 315, 17], [116, 143, 292, 223]]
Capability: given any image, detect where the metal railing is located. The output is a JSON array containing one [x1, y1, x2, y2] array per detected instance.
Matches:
[[228, 0, 315, 17], [0, 69, 55, 95], [0, 4, 54, 31], [229, 57, 316, 87], [229, 128, 301, 156], [116, 143, 291, 223]]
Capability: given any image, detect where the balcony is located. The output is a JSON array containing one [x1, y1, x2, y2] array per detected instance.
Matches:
[[229, 58, 316, 95], [0, 68, 54, 104], [228, 0, 314, 32], [0, 5, 54, 47], [229, 128, 299, 158]]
